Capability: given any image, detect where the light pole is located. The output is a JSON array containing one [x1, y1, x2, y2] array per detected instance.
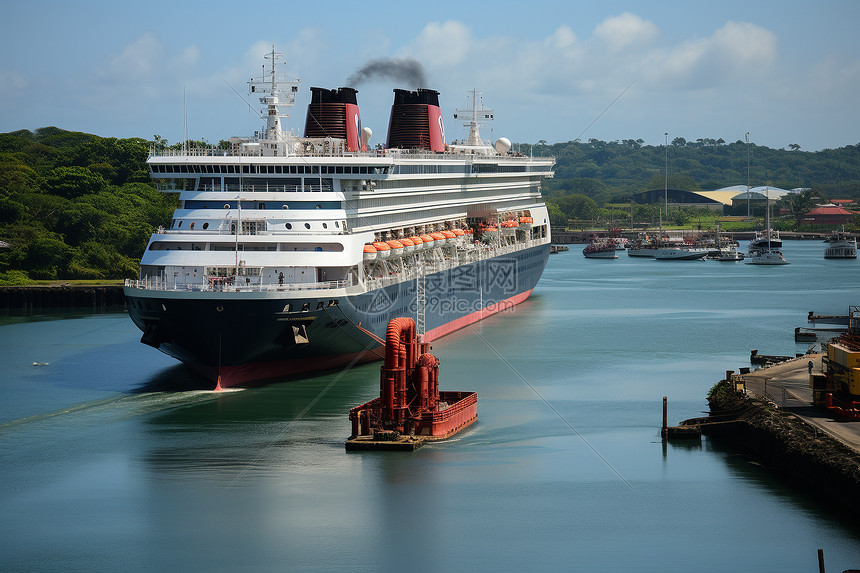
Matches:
[[664, 133, 669, 218], [746, 132, 750, 218]]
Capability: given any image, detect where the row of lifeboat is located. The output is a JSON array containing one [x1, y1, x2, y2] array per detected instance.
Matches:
[[364, 229, 472, 261]]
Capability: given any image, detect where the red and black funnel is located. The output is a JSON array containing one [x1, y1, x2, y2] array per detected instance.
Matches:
[[304, 87, 364, 151], [386, 88, 446, 152]]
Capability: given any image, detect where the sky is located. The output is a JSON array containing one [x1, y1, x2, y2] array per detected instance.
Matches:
[[1, 1, 858, 151]]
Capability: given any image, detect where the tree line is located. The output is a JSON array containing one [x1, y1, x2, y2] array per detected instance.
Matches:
[[526, 138, 860, 228], [0, 128, 177, 284], [1, 128, 858, 283]]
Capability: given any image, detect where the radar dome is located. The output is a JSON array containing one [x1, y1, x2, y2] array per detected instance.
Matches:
[[494, 137, 511, 154], [361, 127, 373, 145]]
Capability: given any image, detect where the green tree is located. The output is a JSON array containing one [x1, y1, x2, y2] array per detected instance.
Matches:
[[44, 166, 106, 198], [778, 189, 818, 229]]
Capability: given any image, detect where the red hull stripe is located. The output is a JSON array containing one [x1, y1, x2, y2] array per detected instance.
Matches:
[[216, 288, 533, 389], [423, 289, 533, 342], [217, 347, 384, 389]]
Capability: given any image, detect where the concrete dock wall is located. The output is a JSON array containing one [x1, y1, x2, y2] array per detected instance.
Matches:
[[705, 392, 860, 515], [0, 286, 125, 309]]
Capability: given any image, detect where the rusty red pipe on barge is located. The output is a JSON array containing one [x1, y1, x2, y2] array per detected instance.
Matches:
[[347, 318, 477, 449]]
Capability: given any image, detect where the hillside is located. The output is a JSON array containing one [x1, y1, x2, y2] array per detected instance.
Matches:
[[1, 128, 858, 283]]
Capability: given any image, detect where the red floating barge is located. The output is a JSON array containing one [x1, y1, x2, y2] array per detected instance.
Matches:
[[346, 317, 477, 451]]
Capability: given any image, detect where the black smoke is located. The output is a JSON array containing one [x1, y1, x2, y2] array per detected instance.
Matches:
[[346, 58, 427, 88]]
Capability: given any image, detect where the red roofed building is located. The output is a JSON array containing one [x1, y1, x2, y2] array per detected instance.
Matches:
[[802, 204, 857, 226]]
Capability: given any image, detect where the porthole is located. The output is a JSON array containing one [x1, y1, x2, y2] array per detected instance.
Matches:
[[282, 204, 289, 209], [202, 222, 209, 230], [178, 221, 183, 228], [322, 223, 328, 229], [286, 223, 292, 229], [335, 221, 340, 228], [216, 306, 224, 312], [304, 223, 311, 229]]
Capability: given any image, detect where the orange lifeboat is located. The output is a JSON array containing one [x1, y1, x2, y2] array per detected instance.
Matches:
[[500, 219, 519, 236], [409, 235, 424, 252], [373, 241, 391, 259], [400, 237, 415, 255], [386, 239, 404, 258], [518, 216, 533, 227], [452, 228, 466, 245], [420, 234, 435, 249], [441, 230, 456, 246], [431, 232, 446, 247], [363, 243, 378, 262]]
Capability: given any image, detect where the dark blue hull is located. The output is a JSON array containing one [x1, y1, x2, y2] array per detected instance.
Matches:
[[125, 244, 550, 386]]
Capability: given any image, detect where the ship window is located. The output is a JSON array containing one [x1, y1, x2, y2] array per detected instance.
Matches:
[[335, 221, 340, 228], [322, 223, 328, 229], [282, 204, 289, 209], [202, 223, 209, 230], [304, 223, 311, 229], [286, 223, 292, 229], [178, 221, 183, 228], [190, 222, 195, 230]]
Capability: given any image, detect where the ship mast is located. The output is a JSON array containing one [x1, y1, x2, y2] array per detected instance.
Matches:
[[248, 46, 300, 154], [454, 89, 493, 146]]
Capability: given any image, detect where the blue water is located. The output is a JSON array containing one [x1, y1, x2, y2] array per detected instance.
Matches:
[[2, 240, 859, 572]]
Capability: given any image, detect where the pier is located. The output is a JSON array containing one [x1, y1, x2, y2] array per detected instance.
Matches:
[[665, 356, 860, 515]]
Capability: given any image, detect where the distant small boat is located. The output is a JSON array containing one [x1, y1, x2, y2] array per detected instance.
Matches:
[[583, 239, 618, 259], [750, 230, 782, 252], [747, 186, 788, 265], [717, 244, 745, 261], [824, 236, 857, 259], [653, 247, 708, 260], [746, 249, 789, 265]]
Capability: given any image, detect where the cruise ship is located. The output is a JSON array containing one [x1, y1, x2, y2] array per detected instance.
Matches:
[[124, 49, 554, 388]]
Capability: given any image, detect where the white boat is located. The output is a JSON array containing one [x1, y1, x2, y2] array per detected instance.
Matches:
[[824, 235, 857, 259], [717, 244, 745, 261], [747, 249, 789, 265], [653, 247, 708, 260], [747, 187, 789, 265]]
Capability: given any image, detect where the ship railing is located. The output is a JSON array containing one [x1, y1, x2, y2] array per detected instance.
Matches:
[[125, 277, 353, 293], [149, 144, 553, 163]]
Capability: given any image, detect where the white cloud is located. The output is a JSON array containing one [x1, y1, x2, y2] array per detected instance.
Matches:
[[0, 70, 26, 94], [547, 25, 578, 50], [594, 12, 659, 52], [650, 21, 777, 89], [401, 21, 472, 68]]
